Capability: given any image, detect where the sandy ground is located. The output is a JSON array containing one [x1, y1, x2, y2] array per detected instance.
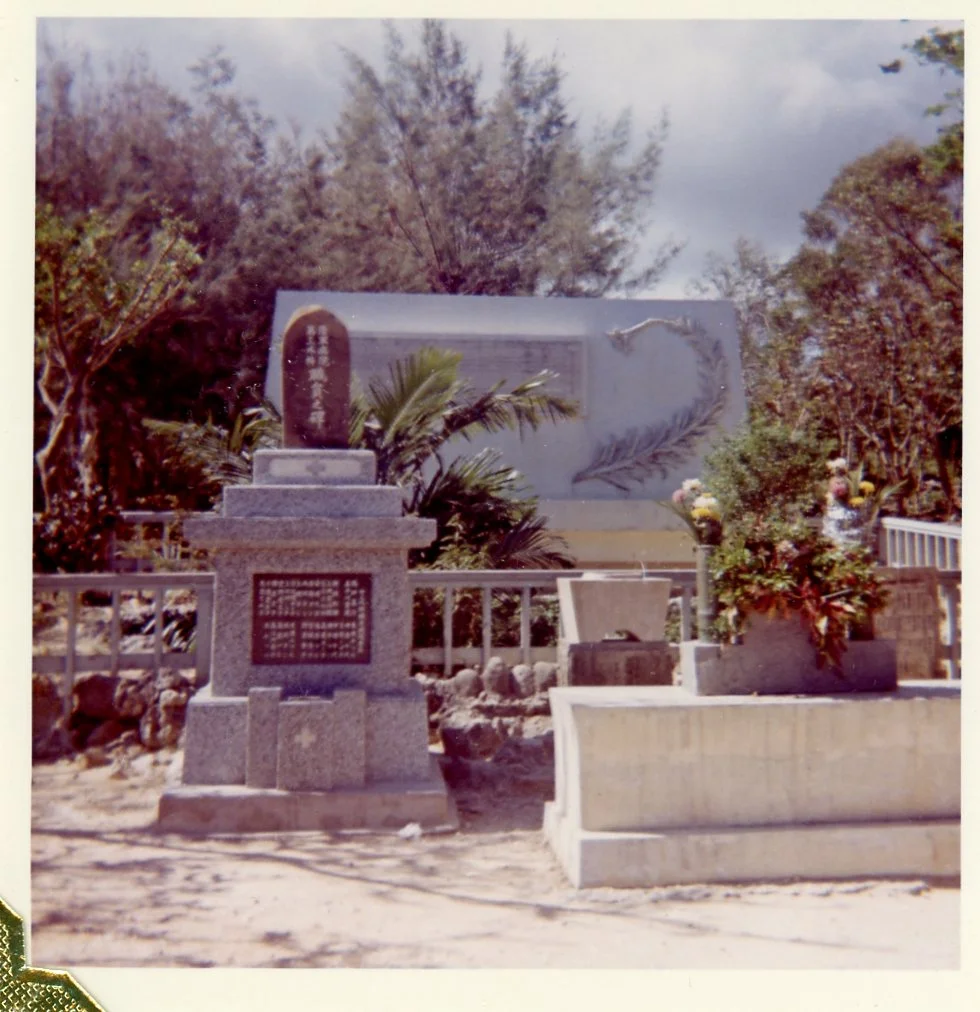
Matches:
[[30, 745, 959, 970]]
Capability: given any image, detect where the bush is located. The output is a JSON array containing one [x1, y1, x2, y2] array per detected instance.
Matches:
[[33, 486, 120, 573], [702, 418, 832, 530], [711, 516, 887, 668]]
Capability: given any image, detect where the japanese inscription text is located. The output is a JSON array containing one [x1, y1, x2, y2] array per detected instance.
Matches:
[[252, 573, 372, 664]]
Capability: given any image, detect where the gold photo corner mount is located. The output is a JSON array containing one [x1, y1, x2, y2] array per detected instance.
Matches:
[[0, 896, 108, 1012]]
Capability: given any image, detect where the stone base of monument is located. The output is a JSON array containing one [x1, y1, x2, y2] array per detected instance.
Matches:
[[558, 639, 675, 687], [543, 682, 960, 888], [159, 757, 456, 834]]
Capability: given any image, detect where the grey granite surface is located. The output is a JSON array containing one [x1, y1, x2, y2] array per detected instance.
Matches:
[[246, 687, 282, 788], [253, 449, 376, 486], [223, 484, 403, 518]]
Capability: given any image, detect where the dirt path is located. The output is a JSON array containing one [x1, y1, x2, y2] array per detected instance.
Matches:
[[30, 746, 958, 970]]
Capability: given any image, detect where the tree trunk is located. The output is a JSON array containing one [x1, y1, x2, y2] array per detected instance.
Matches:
[[35, 381, 85, 512]]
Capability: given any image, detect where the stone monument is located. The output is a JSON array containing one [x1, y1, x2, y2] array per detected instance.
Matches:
[[158, 305, 456, 832]]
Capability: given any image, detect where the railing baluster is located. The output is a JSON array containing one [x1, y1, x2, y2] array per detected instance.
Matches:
[[482, 586, 492, 668], [153, 587, 164, 672], [195, 583, 213, 686], [109, 588, 121, 675], [64, 590, 77, 722], [943, 580, 960, 680], [680, 588, 693, 641], [443, 585, 454, 678], [520, 587, 532, 667]]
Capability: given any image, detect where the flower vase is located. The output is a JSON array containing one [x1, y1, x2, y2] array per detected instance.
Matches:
[[695, 544, 716, 643]]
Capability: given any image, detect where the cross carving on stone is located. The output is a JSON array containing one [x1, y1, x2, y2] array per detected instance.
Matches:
[[294, 726, 317, 750]]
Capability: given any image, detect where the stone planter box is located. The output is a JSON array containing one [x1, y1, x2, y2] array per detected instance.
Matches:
[[681, 613, 897, 696]]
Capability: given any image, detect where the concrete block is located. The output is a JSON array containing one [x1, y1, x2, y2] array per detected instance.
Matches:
[[366, 687, 432, 782], [545, 682, 961, 887], [277, 698, 335, 791], [557, 575, 671, 643], [544, 804, 961, 888], [680, 615, 897, 695], [181, 688, 248, 785], [332, 689, 367, 788], [558, 639, 674, 687], [246, 687, 281, 788]]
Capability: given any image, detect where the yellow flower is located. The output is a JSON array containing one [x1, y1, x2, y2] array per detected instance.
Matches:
[[849, 496, 866, 507], [691, 506, 720, 521], [859, 481, 875, 495]]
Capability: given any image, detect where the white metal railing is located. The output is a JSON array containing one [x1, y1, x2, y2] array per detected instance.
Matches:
[[33, 573, 214, 721], [409, 569, 697, 676], [33, 512, 961, 692], [879, 517, 962, 570], [31, 569, 694, 705]]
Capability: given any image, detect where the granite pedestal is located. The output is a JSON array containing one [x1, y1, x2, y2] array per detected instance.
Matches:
[[158, 448, 456, 833]]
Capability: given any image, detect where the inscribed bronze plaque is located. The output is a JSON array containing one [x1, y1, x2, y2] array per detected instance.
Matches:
[[281, 305, 351, 449], [252, 573, 371, 664]]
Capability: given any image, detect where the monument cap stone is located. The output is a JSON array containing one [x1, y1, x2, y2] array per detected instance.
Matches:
[[281, 305, 350, 449]]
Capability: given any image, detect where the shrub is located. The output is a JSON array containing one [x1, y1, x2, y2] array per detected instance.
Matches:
[[702, 418, 833, 530], [33, 486, 120, 573]]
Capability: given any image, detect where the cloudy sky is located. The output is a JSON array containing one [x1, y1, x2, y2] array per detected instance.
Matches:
[[33, 14, 962, 297]]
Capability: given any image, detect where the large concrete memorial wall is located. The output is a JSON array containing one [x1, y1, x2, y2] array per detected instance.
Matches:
[[267, 292, 747, 566]]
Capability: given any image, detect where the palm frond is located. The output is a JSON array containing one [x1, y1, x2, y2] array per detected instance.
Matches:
[[573, 317, 729, 491]]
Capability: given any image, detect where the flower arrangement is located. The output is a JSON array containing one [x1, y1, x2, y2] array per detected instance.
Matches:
[[664, 478, 723, 546], [711, 516, 887, 669], [822, 457, 897, 549]]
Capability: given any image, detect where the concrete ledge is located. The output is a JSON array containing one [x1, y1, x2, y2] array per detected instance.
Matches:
[[544, 801, 960, 888], [159, 756, 456, 833], [223, 484, 403, 518], [184, 515, 436, 549]]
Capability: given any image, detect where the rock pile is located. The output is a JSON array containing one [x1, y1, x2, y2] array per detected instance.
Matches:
[[33, 668, 197, 761], [415, 656, 558, 762]]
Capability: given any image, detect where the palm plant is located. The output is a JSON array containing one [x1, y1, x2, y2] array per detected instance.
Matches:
[[143, 347, 578, 569], [352, 347, 578, 569]]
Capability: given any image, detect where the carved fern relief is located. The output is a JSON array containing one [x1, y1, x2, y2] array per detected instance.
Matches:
[[572, 316, 730, 493]]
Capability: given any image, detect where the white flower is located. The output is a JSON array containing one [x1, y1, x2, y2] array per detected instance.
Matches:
[[681, 478, 703, 493], [693, 494, 718, 510], [826, 457, 848, 473]]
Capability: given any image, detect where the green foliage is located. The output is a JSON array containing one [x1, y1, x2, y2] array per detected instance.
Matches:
[[411, 587, 560, 654], [327, 20, 681, 296], [33, 486, 120, 573], [701, 418, 832, 529], [34, 203, 201, 511], [351, 346, 577, 570], [711, 518, 887, 669], [789, 139, 961, 516], [141, 403, 282, 509]]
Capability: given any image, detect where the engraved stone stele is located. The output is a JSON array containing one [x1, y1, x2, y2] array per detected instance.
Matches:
[[281, 305, 350, 449], [159, 304, 455, 834]]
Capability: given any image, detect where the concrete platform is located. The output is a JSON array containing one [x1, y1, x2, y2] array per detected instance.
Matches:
[[158, 756, 457, 834], [544, 804, 960, 888], [545, 682, 960, 888]]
